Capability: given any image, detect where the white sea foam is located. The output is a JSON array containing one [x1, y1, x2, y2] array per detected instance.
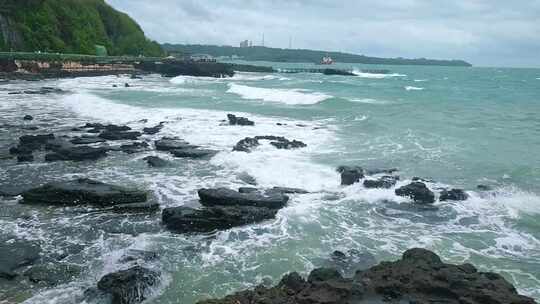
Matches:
[[227, 83, 332, 105], [405, 86, 424, 91], [414, 79, 428, 82], [352, 70, 407, 79], [347, 98, 390, 105]]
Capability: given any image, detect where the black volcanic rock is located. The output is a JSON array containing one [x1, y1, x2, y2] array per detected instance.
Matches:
[[99, 131, 141, 141], [227, 114, 254, 126], [233, 136, 306, 152], [97, 266, 159, 304], [395, 182, 435, 204], [169, 148, 217, 158], [142, 123, 164, 135], [363, 175, 399, 189], [337, 166, 364, 185], [440, 188, 469, 201], [155, 138, 197, 151], [23, 115, 34, 121], [120, 142, 150, 154], [21, 178, 147, 207], [162, 205, 278, 233], [198, 188, 289, 209], [198, 248, 536, 304], [70, 137, 106, 145]]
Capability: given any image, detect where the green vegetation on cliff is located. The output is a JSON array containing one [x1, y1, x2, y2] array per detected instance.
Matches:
[[163, 44, 472, 67], [0, 0, 163, 56]]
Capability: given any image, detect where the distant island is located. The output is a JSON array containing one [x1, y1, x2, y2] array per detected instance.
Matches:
[[0, 0, 163, 57], [163, 44, 472, 67]]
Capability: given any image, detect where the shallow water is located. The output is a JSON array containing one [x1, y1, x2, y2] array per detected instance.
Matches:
[[1, 62, 539, 303]]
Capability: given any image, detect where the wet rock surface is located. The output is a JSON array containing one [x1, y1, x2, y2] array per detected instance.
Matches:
[[155, 137, 198, 151], [440, 188, 469, 201], [162, 205, 278, 233], [198, 188, 289, 209], [338, 166, 364, 185], [227, 114, 255, 126], [45, 145, 108, 162], [97, 266, 160, 304], [198, 248, 536, 304], [170, 148, 217, 158], [21, 178, 148, 207], [395, 182, 435, 204], [99, 130, 142, 141], [119, 142, 150, 154], [233, 136, 307, 152], [363, 175, 399, 189], [24, 264, 81, 286], [143, 156, 168, 167]]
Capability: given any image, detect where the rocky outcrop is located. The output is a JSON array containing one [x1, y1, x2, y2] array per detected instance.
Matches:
[[198, 188, 289, 209], [99, 130, 142, 141], [97, 266, 160, 304], [198, 248, 535, 304], [440, 188, 468, 201], [338, 166, 364, 185], [169, 148, 217, 158], [21, 178, 147, 207], [142, 123, 164, 135], [233, 136, 306, 152], [45, 146, 108, 162], [119, 142, 150, 154], [227, 114, 254, 126], [162, 205, 278, 233], [155, 138, 197, 151], [70, 136, 106, 145], [395, 182, 435, 204], [143, 156, 168, 168], [363, 175, 399, 189]]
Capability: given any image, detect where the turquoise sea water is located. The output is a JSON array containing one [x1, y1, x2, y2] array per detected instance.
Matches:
[[1, 62, 539, 303]]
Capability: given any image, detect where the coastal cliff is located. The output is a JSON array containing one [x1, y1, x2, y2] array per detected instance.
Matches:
[[0, 0, 162, 56]]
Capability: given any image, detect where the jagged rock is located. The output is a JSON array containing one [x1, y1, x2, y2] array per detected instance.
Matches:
[[233, 136, 306, 152], [169, 148, 217, 158], [198, 188, 289, 209], [162, 205, 278, 233], [97, 266, 160, 304], [143, 156, 168, 168], [395, 182, 435, 204], [328, 249, 377, 277], [238, 187, 258, 193], [83, 123, 131, 132], [99, 131, 142, 141], [440, 188, 469, 201], [365, 168, 399, 175], [23, 115, 33, 121], [21, 178, 147, 207], [24, 264, 81, 286], [17, 154, 34, 163], [0, 239, 41, 280], [142, 123, 164, 135], [120, 142, 150, 154], [227, 114, 254, 126], [155, 138, 197, 151], [45, 146, 108, 162], [338, 166, 364, 185], [70, 137, 106, 145], [363, 175, 399, 189], [198, 248, 536, 304]]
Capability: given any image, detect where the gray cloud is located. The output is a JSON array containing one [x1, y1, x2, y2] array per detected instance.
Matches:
[[106, 0, 540, 67]]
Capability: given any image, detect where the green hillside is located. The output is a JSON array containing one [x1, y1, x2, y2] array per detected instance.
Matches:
[[0, 0, 163, 56], [163, 44, 472, 67]]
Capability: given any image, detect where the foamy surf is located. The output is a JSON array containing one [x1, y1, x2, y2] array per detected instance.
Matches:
[[352, 70, 407, 79], [405, 86, 424, 91], [227, 83, 332, 105]]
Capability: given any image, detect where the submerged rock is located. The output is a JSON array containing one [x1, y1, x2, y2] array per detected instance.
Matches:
[[45, 146, 108, 162], [198, 248, 536, 304], [17, 154, 34, 163], [21, 178, 147, 207], [198, 188, 289, 209], [23, 115, 34, 121], [0, 239, 41, 280], [395, 182, 435, 204], [142, 123, 164, 135], [24, 264, 81, 286], [70, 136, 106, 145], [119, 250, 158, 264], [327, 249, 377, 277], [97, 266, 160, 304], [227, 114, 255, 126], [338, 166, 364, 185], [440, 188, 469, 201], [143, 156, 168, 168], [162, 205, 277, 233]]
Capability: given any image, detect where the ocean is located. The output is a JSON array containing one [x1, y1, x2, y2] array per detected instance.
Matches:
[[1, 62, 539, 303]]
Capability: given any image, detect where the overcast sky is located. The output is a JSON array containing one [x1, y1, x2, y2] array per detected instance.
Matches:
[[106, 0, 540, 67]]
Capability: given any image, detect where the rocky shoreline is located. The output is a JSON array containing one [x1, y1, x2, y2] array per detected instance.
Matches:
[[0, 93, 537, 303]]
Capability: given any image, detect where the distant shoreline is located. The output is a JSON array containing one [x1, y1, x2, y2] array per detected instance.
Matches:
[[163, 44, 472, 67]]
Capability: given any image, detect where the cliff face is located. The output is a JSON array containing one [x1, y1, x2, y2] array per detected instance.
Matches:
[[0, 0, 163, 56]]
